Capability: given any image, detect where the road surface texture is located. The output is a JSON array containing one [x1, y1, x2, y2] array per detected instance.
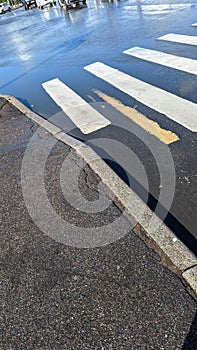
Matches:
[[0, 1, 196, 251], [0, 98, 197, 349]]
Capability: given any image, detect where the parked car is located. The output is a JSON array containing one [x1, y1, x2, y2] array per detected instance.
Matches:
[[0, 2, 11, 14], [20, 0, 37, 10], [58, 0, 86, 10], [36, 0, 56, 9]]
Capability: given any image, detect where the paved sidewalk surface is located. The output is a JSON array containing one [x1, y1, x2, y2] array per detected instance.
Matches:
[[0, 98, 196, 349]]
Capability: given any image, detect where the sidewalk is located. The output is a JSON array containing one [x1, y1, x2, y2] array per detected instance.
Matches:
[[0, 97, 196, 349]]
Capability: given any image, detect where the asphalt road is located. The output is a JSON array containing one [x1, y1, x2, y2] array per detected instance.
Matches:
[[0, 1, 197, 251], [0, 98, 197, 349]]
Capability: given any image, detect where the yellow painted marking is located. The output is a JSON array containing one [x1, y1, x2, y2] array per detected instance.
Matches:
[[94, 90, 179, 145]]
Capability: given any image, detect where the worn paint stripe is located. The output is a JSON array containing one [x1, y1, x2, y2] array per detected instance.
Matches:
[[123, 46, 197, 76], [84, 62, 197, 132], [158, 33, 197, 46], [42, 78, 111, 134], [95, 90, 179, 144], [141, 4, 191, 15]]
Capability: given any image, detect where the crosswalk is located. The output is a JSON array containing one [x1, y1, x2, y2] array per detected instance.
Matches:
[[141, 4, 191, 15], [84, 62, 197, 133], [91, 3, 192, 15], [43, 28, 197, 139], [158, 33, 197, 46], [123, 47, 197, 76], [42, 78, 111, 134]]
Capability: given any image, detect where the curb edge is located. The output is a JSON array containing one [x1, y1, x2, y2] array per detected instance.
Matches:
[[2, 94, 196, 301]]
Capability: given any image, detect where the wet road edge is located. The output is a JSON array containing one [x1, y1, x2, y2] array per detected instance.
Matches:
[[1, 93, 196, 301]]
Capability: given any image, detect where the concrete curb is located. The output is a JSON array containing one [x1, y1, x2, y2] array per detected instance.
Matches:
[[1, 94, 197, 301]]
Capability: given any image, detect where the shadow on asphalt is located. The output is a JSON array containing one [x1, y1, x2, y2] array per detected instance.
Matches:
[[104, 152, 197, 257], [68, 132, 197, 257], [108, 160, 197, 257], [182, 310, 197, 349]]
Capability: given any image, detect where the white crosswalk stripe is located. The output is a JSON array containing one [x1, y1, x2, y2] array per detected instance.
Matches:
[[158, 33, 197, 46], [192, 23, 197, 27], [84, 62, 197, 132], [42, 28, 197, 137], [123, 47, 197, 76], [42, 78, 111, 134], [139, 4, 191, 15]]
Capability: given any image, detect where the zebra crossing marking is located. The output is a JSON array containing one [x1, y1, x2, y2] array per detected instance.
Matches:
[[158, 33, 197, 46], [42, 78, 111, 134], [84, 62, 197, 132], [123, 46, 197, 76]]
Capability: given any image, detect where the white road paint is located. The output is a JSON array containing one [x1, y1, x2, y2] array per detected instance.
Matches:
[[91, 3, 190, 13], [141, 4, 191, 15], [123, 46, 197, 76], [84, 62, 197, 132], [42, 78, 111, 134], [192, 23, 197, 27], [158, 33, 197, 46]]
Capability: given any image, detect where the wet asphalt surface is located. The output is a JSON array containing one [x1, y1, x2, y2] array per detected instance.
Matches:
[[0, 99, 197, 349], [0, 2, 197, 251]]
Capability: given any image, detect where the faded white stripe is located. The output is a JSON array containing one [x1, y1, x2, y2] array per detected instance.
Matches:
[[158, 33, 197, 46], [84, 62, 197, 132], [142, 4, 191, 15], [123, 46, 197, 76], [42, 78, 111, 134]]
